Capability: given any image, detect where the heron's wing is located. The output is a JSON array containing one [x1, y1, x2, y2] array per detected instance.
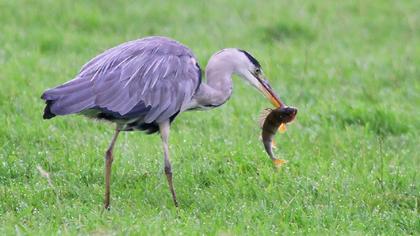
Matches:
[[42, 37, 201, 123]]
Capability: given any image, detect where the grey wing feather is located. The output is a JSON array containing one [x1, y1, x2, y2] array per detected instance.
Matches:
[[41, 36, 201, 123]]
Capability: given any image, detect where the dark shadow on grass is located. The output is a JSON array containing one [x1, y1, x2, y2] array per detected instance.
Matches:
[[260, 21, 316, 43], [328, 105, 410, 136], [38, 34, 63, 54]]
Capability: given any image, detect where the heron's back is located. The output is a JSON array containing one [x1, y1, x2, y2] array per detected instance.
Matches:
[[41, 36, 202, 133]]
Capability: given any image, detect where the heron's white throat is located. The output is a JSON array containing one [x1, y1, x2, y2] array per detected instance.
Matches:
[[184, 49, 257, 110]]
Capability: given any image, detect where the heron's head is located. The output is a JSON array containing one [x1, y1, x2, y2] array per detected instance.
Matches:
[[233, 49, 285, 108], [207, 48, 285, 107]]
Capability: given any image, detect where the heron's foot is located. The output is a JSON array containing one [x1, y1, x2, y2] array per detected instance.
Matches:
[[165, 167, 179, 208], [272, 159, 287, 169], [104, 201, 111, 211], [173, 198, 179, 208]]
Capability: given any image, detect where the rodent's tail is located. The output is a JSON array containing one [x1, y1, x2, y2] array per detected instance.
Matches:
[[262, 135, 275, 160]]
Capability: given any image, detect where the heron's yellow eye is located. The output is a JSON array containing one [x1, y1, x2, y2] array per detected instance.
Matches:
[[255, 68, 261, 74]]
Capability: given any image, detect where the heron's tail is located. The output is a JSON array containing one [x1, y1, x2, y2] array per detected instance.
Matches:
[[40, 78, 95, 119], [43, 100, 56, 119]]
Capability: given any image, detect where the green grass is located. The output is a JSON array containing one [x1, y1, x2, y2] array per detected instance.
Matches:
[[1, 0, 419, 235]]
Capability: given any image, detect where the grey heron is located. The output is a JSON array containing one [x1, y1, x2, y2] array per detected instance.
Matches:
[[41, 36, 285, 209]]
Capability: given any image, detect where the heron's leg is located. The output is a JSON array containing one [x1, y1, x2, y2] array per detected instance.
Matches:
[[159, 121, 178, 207], [104, 128, 120, 210]]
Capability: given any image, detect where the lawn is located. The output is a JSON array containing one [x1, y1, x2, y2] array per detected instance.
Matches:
[[0, 0, 419, 235]]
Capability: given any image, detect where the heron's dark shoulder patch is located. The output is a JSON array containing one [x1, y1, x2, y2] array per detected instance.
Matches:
[[238, 49, 261, 68], [195, 62, 202, 93]]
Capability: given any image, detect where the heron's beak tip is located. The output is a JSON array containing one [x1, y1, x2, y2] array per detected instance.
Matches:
[[257, 76, 284, 108]]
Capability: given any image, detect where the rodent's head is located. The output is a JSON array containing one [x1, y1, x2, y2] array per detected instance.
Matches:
[[273, 106, 298, 123]]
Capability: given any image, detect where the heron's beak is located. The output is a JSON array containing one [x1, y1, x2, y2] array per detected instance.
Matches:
[[255, 74, 285, 108]]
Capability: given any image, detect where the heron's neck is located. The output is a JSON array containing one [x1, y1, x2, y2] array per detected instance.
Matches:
[[190, 55, 234, 109]]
